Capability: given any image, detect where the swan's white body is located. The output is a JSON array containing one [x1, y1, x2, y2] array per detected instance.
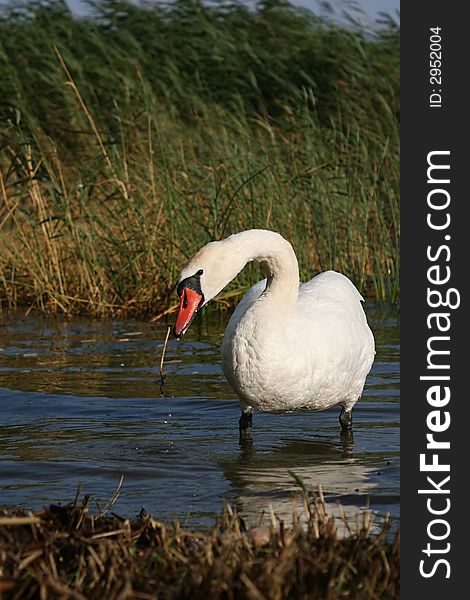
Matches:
[[176, 230, 375, 418]]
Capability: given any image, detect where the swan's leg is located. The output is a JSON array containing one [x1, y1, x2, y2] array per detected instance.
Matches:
[[239, 407, 254, 438], [340, 428, 354, 458], [339, 406, 353, 430]]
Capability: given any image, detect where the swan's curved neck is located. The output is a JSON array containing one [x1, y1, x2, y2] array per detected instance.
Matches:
[[222, 230, 299, 312]]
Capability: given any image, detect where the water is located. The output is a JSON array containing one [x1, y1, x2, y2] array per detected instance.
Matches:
[[0, 307, 399, 529]]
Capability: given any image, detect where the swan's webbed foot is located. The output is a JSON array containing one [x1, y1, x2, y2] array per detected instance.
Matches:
[[239, 408, 253, 441], [339, 406, 353, 430]]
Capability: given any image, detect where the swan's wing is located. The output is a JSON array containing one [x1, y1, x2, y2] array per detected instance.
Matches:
[[295, 270, 369, 326], [299, 270, 364, 306], [229, 271, 365, 326], [294, 270, 375, 375]]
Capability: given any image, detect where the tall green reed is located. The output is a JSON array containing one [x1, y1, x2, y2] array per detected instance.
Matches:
[[0, 0, 399, 316]]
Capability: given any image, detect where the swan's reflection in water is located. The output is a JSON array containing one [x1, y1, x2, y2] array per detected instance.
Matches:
[[217, 433, 383, 534]]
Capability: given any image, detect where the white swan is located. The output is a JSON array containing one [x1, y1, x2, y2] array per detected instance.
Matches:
[[173, 229, 375, 436]]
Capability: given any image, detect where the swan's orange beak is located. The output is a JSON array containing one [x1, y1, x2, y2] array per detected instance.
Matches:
[[174, 287, 203, 338]]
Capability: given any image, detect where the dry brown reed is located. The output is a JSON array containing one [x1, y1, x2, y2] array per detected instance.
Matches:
[[0, 489, 399, 599]]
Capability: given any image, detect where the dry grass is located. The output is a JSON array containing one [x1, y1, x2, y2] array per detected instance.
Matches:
[[0, 489, 399, 599]]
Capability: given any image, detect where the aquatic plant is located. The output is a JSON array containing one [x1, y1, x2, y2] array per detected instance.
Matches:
[[0, 0, 399, 316]]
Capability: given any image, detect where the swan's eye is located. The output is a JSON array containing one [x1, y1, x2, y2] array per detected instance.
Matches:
[[176, 272, 204, 298], [183, 290, 188, 309]]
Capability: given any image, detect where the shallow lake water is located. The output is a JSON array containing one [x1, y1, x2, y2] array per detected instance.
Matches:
[[0, 307, 399, 530]]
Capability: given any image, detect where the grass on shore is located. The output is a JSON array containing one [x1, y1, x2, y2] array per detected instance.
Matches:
[[0, 487, 399, 599], [0, 0, 399, 317]]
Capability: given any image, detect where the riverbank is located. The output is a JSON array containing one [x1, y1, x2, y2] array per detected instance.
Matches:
[[0, 489, 399, 599]]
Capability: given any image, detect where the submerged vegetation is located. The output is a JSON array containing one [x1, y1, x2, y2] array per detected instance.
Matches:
[[0, 488, 399, 599], [0, 0, 399, 317]]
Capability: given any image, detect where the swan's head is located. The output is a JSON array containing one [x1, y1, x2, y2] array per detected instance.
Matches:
[[173, 238, 244, 338]]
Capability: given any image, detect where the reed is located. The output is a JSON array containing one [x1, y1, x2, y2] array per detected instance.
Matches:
[[0, 0, 400, 316]]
